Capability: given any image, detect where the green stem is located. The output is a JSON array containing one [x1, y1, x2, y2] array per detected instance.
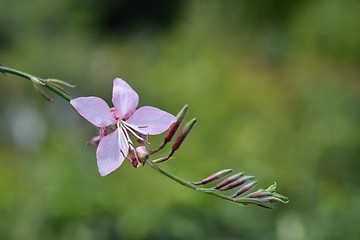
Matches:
[[0, 66, 72, 102], [146, 159, 250, 206], [146, 159, 197, 190]]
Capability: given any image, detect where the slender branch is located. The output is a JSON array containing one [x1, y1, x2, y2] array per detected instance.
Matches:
[[0, 66, 72, 102], [146, 159, 250, 206], [146, 159, 197, 190], [146, 159, 289, 208]]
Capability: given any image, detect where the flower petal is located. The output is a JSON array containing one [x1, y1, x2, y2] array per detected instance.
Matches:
[[112, 78, 139, 119], [125, 106, 177, 135], [96, 128, 129, 176], [70, 97, 116, 127]]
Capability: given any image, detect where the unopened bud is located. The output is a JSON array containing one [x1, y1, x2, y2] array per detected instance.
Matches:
[[248, 191, 273, 199], [165, 105, 188, 143], [130, 146, 150, 168], [213, 172, 244, 190], [220, 175, 255, 191], [135, 146, 150, 165], [193, 169, 233, 185], [172, 118, 197, 151], [264, 197, 281, 204], [231, 181, 257, 198]]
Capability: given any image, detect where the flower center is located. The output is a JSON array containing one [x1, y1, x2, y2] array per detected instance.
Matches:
[[117, 121, 147, 152]]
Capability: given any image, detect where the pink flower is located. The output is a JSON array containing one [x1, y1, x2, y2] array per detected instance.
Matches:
[[70, 78, 176, 176]]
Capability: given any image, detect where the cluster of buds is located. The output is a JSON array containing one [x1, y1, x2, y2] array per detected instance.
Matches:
[[191, 169, 288, 209], [150, 105, 197, 163], [148, 105, 288, 209]]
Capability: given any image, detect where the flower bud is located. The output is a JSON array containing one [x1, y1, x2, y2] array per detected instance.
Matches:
[[231, 181, 257, 198], [135, 146, 150, 165], [130, 146, 150, 168], [164, 105, 188, 143], [264, 197, 282, 204], [213, 172, 244, 190], [172, 118, 197, 151], [248, 191, 273, 199], [220, 175, 255, 191], [193, 169, 233, 185]]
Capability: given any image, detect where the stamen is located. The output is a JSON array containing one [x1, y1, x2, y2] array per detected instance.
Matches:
[[117, 122, 127, 157], [128, 141, 137, 151], [120, 149, 127, 158], [116, 122, 132, 160], [118, 121, 150, 168], [142, 140, 150, 152], [120, 123, 135, 150], [122, 122, 149, 144]]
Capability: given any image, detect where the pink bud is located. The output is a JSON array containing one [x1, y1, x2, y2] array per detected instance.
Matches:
[[231, 181, 257, 198], [192, 169, 233, 185], [130, 146, 150, 168], [220, 176, 255, 191], [172, 118, 197, 151], [136, 146, 149, 165], [213, 172, 244, 190], [248, 191, 273, 199], [164, 105, 188, 143]]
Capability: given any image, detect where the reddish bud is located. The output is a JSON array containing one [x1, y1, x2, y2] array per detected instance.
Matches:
[[231, 181, 257, 198], [248, 191, 273, 199], [213, 172, 244, 190], [220, 176, 255, 191], [193, 169, 233, 185], [172, 118, 197, 151], [165, 105, 188, 143]]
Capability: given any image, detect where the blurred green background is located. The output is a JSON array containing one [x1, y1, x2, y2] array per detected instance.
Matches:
[[1, 0, 360, 239]]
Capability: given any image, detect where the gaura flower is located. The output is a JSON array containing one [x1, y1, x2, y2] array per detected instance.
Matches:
[[70, 78, 176, 176]]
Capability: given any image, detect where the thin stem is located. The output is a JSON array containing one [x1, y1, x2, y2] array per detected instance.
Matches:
[[146, 159, 250, 206], [146, 159, 196, 189], [0, 66, 72, 102], [151, 149, 175, 163], [150, 141, 166, 154]]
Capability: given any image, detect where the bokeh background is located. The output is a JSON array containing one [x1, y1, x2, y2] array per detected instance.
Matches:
[[1, 0, 360, 239]]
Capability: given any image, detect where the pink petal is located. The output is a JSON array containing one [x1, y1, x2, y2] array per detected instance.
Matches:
[[96, 128, 129, 176], [125, 106, 177, 135], [112, 78, 139, 119], [70, 97, 116, 127]]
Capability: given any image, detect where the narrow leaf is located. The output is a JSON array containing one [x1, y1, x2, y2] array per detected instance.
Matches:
[[47, 78, 76, 87]]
